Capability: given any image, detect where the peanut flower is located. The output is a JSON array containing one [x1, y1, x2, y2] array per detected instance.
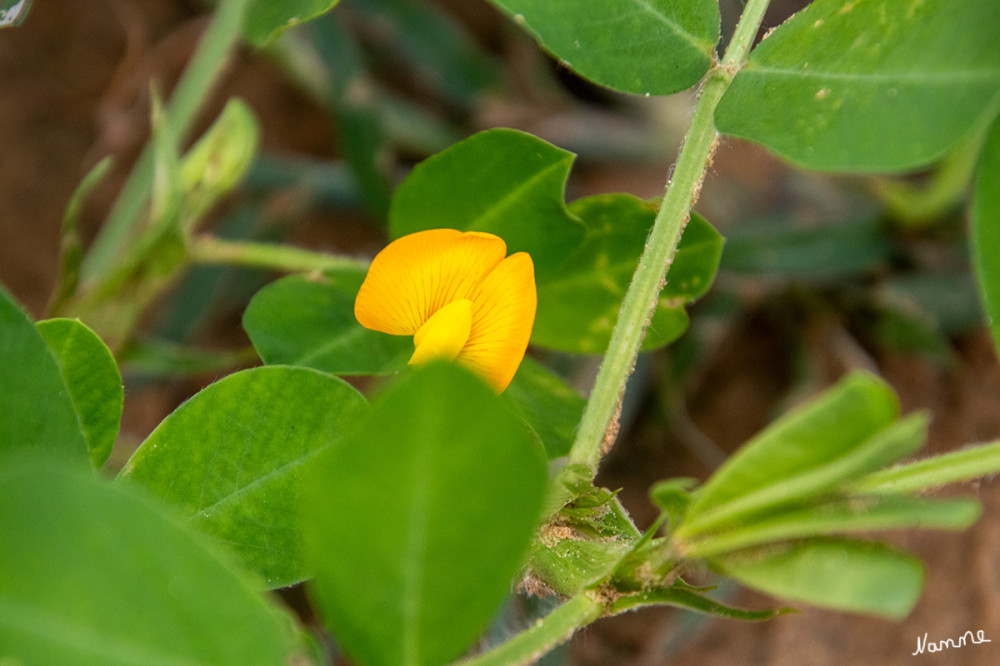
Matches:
[[354, 228, 536, 392]]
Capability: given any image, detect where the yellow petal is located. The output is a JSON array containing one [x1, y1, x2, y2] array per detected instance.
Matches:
[[409, 298, 473, 366], [355, 229, 507, 335], [458, 252, 536, 392]]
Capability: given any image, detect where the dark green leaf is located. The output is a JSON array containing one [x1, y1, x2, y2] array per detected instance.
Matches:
[[243, 270, 412, 375], [502, 357, 585, 459], [973, 113, 1000, 356], [532, 195, 721, 353], [244, 0, 340, 47], [388, 128, 585, 279], [36, 318, 122, 468], [487, 0, 719, 95], [303, 362, 547, 666], [716, 0, 1000, 172], [714, 538, 924, 619], [120, 365, 367, 588], [0, 285, 88, 463], [0, 460, 309, 664], [678, 373, 916, 538]]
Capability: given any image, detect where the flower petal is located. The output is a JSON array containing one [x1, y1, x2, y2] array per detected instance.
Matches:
[[458, 252, 537, 392], [355, 229, 507, 335], [409, 298, 473, 366]]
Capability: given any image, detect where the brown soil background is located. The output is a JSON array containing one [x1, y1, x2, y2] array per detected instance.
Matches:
[[2, 2, 998, 664]]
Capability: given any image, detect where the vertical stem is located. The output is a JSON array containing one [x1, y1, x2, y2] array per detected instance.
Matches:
[[80, 0, 250, 280], [565, 0, 772, 474]]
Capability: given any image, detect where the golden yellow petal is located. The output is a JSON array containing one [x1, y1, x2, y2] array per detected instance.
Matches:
[[354, 229, 507, 335], [457, 252, 537, 392], [409, 298, 473, 366]]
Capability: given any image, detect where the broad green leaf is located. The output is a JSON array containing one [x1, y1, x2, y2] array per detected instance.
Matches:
[[120, 365, 367, 588], [36, 318, 123, 468], [678, 372, 914, 538], [243, 270, 411, 375], [529, 537, 632, 597], [244, 0, 339, 47], [721, 216, 892, 282], [532, 195, 722, 353], [714, 538, 924, 619], [502, 356, 585, 459], [848, 440, 1000, 496], [716, 0, 1000, 172], [0, 284, 88, 463], [389, 128, 585, 279], [687, 495, 980, 559], [0, 461, 309, 664], [487, 0, 719, 95], [303, 362, 547, 666], [973, 114, 1000, 356]]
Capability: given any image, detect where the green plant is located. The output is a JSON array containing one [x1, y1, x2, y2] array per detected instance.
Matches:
[[4, 0, 1000, 664]]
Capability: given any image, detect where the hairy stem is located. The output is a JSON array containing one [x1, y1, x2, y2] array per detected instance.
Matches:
[[565, 0, 772, 476], [188, 235, 370, 273]]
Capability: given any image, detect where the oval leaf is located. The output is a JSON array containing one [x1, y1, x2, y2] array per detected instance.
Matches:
[[716, 0, 1000, 172], [0, 285, 88, 463], [0, 461, 308, 664], [120, 365, 368, 588], [243, 270, 412, 375], [972, 113, 1000, 357], [487, 0, 719, 95], [532, 194, 722, 353], [37, 318, 123, 468], [303, 362, 547, 666], [714, 538, 925, 619], [502, 356, 585, 459], [388, 128, 585, 279]]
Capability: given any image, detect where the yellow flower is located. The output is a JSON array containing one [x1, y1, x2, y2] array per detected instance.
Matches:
[[355, 229, 536, 392]]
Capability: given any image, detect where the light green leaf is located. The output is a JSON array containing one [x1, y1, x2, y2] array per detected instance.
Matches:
[[0, 285, 88, 463], [36, 318, 122, 468], [303, 362, 547, 666], [532, 194, 722, 353], [687, 495, 980, 559], [389, 128, 585, 279], [120, 365, 367, 588], [502, 356, 585, 459], [679, 373, 919, 538], [243, 270, 412, 375], [0, 461, 309, 664], [487, 0, 719, 95], [716, 0, 1000, 172], [715, 538, 924, 619], [847, 439, 1000, 496], [973, 113, 1000, 356], [244, 0, 340, 46]]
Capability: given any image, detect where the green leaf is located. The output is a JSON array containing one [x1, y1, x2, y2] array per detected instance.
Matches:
[[686, 495, 980, 559], [714, 538, 924, 619], [529, 538, 633, 597], [649, 477, 697, 533], [243, 0, 340, 47], [303, 362, 547, 666], [487, 0, 719, 95], [36, 318, 123, 468], [716, 0, 1000, 172], [610, 585, 789, 621], [502, 356, 585, 459], [532, 195, 722, 353], [0, 460, 309, 664], [678, 373, 918, 538], [973, 113, 1000, 356], [0, 0, 31, 28], [120, 365, 367, 588], [0, 285, 88, 463], [847, 439, 1000, 496], [243, 270, 412, 375], [388, 128, 585, 279]]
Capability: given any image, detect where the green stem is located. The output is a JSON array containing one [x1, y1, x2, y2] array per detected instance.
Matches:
[[565, 0, 772, 475], [80, 0, 250, 281], [458, 594, 604, 666], [188, 235, 370, 273]]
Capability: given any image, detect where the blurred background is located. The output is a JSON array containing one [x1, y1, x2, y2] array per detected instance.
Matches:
[[1, 1, 998, 663]]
